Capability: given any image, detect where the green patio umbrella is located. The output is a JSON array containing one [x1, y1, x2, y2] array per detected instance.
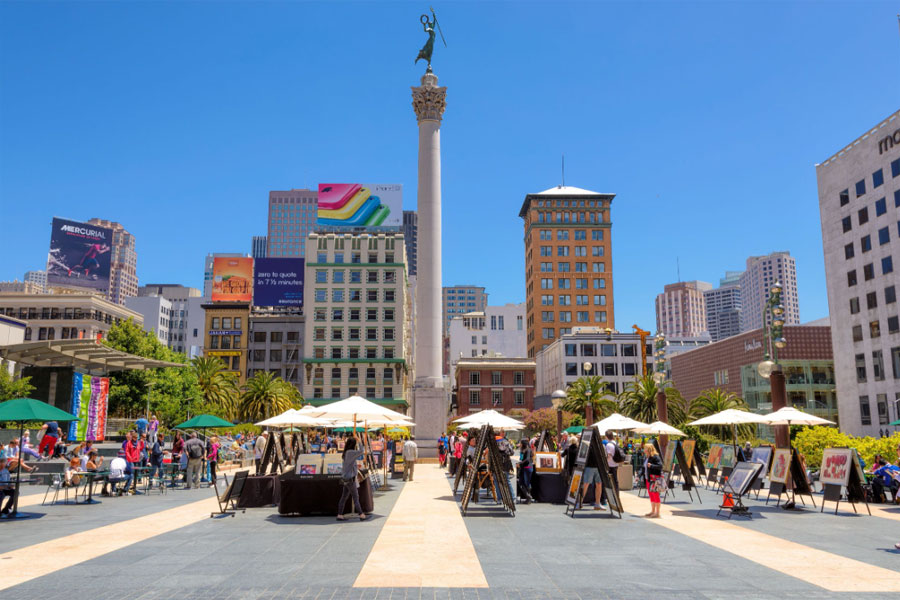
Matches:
[[890, 419, 900, 426], [332, 426, 366, 433], [0, 398, 78, 518], [564, 425, 584, 434], [173, 414, 234, 486]]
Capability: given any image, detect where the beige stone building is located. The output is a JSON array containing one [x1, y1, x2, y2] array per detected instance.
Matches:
[[0, 293, 143, 342]]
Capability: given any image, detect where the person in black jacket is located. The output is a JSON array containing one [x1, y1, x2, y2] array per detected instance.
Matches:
[[644, 443, 663, 518], [518, 439, 535, 504], [565, 436, 579, 478]]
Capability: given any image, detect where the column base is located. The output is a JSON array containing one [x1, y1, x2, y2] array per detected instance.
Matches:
[[412, 385, 447, 458]]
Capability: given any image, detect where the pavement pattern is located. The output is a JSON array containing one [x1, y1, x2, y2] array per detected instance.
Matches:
[[1, 464, 899, 599]]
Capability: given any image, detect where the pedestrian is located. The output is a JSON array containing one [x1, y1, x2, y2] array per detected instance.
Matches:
[[580, 454, 605, 511], [605, 431, 622, 495], [207, 436, 220, 487], [139, 433, 150, 467], [518, 438, 534, 503], [451, 436, 463, 474], [336, 437, 368, 521], [171, 430, 184, 464], [0, 458, 18, 516], [37, 420, 60, 458], [644, 443, 663, 518], [565, 435, 579, 477], [438, 436, 447, 468], [148, 414, 159, 444], [254, 431, 268, 473], [402, 435, 418, 482], [135, 415, 149, 437], [183, 432, 205, 489], [148, 435, 164, 487], [124, 431, 142, 493]]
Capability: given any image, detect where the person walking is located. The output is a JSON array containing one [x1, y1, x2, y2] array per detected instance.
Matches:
[[124, 431, 142, 493], [336, 437, 368, 521], [148, 435, 164, 488], [438, 435, 447, 469], [497, 433, 516, 503], [605, 431, 622, 496], [451, 436, 463, 474], [518, 438, 535, 503], [643, 443, 663, 518], [148, 414, 160, 444], [402, 436, 418, 482], [207, 436, 220, 487], [37, 420, 59, 458], [183, 432, 205, 489], [254, 431, 268, 473]]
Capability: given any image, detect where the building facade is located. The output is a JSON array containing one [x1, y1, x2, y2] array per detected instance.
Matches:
[[252, 236, 268, 258], [816, 109, 900, 436], [442, 285, 487, 336], [520, 186, 615, 358], [136, 284, 203, 356], [447, 303, 526, 382], [704, 273, 743, 342], [202, 302, 250, 383], [739, 252, 800, 332], [0, 293, 143, 342], [403, 210, 418, 277], [454, 357, 536, 417], [87, 219, 137, 305], [23, 270, 47, 292], [125, 296, 172, 346], [0, 281, 44, 294], [248, 309, 304, 387], [301, 232, 412, 412], [267, 188, 318, 258], [655, 280, 712, 337], [203, 253, 247, 299]]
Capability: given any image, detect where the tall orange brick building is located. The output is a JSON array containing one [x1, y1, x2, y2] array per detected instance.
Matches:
[[519, 186, 615, 358]]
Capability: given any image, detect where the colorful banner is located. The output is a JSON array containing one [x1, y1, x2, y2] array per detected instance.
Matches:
[[46, 217, 113, 291], [317, 183, 402, 228], [69, 373, 109, 441], [211, 257, 253, 302], [253, 258, 304, 307]]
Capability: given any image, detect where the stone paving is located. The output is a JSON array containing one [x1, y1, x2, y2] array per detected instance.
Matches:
[[1, 465, 899, 599]]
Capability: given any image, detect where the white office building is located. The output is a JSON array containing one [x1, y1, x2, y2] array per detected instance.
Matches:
[[739, 252, 800, 332], [23, 270, 47, 293], [125, 296, 172, 346], [447, 303, 526, 382], [131, 284, 204, 356], [816, 109, 900, 436], [442, 285, 487, 336], [704, 271, 743, 342]]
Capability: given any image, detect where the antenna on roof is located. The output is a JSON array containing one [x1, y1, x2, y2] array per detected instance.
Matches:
[[561, 154, 565, 188]]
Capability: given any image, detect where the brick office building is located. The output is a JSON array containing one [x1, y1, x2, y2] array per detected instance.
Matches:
[[454, 357, 536, 418]]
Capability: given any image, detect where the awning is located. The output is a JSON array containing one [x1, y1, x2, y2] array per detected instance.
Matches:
[[0, 339, 185, 374]]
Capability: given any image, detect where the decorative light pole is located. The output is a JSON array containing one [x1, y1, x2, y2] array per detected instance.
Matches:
[[652, 332, 669, 453], [551, 389, 567, 446], [756, 281, 789, 448], [583, 362, 594, 427]]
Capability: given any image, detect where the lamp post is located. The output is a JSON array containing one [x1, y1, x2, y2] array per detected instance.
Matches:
[[551, 389, 566, 446], [757, 281, 789, 448], [652, 332, 669, 454], [583, 362, 594, 427]]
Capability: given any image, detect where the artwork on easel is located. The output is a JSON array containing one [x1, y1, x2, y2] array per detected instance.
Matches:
[[681, 440, 696, 469], [673, 441, 700, 503], [693, 445, 707, 478], [706, 444, 723, 469], [662, 441, 677, 474], [459, 425, 516, 516], [750, 446, 773, 475], [535, 452, 561, 473], [566, 467, 583, 505], [726, 461, 764, 497], [720, 445, 735, 469], [323, 454, 343, 475], [258, 432, 275, 476], [296, 454, 323, 475], [819, 447, 852, 486], [576, 429, 593, 466], [565, 427, 622, 518], [820, 447, 870, 515], [273, 432, 285, 471], [769, 449, 791, 485]]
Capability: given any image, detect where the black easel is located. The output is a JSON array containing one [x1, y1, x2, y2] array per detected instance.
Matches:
[[716, 462, 763, 519], [460, 425, 515, 516], [563, 428, 622, 519], [675, 441, 701, 504]]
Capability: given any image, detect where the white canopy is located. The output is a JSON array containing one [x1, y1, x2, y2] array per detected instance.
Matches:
[[760, 406, 836, 426], [592, 413, 648, 432], [689, 409, 770, 426], [454, 409, 525, 430], [306, 395, 410, 424], [633, 421, 687, 437], [255, 409, 329, 428]]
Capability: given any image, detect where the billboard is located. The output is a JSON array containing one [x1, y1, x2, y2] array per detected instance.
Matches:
[[253, 258, 305, 307], [317, 183, 402, 228], [211, 257, 253, 302], [68, 373, 109, 442], [46, 217, 113, 291]]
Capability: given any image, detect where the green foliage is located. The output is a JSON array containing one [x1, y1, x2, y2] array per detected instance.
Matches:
[[793, 427, 900, 470], [689, 388, 753, 441], [678, 425, 713, 454], [519, 407, 577, 436], [618, 375, 690, 426], [193, 356, 239, 419], [239, 370, 301, 422], [563, 376, 616, 419], [0, 369, 35, 402]]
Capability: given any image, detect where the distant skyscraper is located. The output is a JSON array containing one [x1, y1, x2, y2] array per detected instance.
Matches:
[[739, 252, 800, 332], [403, 210, 418, 276], [23, 270, 47, 293], [252, 235, 267, 258], [87, 219, 137, 305], [442, 285, 488, 336], [203, 253, 247, 298], [267, 189, 317, 257], [704, 272, 743, 342], [655, 280, 712, 337]]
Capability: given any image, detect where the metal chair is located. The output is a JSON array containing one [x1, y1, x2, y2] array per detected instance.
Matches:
[[42, 473, 71, 505]]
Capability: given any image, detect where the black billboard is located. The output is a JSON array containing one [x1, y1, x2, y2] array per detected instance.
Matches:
[[46, 217, 113, 291]]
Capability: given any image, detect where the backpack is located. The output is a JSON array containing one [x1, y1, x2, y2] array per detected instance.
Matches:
[[187, 441, 203, 459], [612, 443, 625, 464]]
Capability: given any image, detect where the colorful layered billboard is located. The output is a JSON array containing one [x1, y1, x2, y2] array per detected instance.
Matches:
[[46, 217, 113, 291], [68, 373, 109, 442], [317, 183, 402, 228], [253, 258, 305, 307], [211, 257, 253, 302]]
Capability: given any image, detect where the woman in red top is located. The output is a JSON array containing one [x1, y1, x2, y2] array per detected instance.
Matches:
[[124, 433, 143, 493], [207, 436, 220, 486]]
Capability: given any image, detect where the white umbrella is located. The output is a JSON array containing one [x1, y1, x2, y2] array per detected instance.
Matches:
[[306, 395, 410, 425], [633, 421, 687, 437], [689, 409, 769, 427], [454, 409, 525, 430], [760, 406, 836, 426], [256, 409, 329, 428], [592, 412, 648, 432]]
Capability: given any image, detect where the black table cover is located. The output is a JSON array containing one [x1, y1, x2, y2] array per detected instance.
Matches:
[[238, 475, 281, 508], [278, 475, 374, 516], [531, 472, 568, 504]]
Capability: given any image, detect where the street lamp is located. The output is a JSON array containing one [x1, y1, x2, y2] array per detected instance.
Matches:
[[551, 389, 567, 446], [583, 362, 594, 427], [653, 332, 670, 453], [758, 281, 789, 448]]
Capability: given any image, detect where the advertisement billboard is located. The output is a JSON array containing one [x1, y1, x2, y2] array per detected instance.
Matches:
[[317, 183, 402, 228], [46, 217, 113, 291], [253, 258, 305, 307], [211, 257, 253, 302]]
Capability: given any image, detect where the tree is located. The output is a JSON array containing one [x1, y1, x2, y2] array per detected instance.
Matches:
[[618, 375, 691, 426], [0, 368, 34, 402], [239, 371, 301, 422], [520, 407, 577, 436], [690, 388, 753, 440], [563, 376, 616, 420], [192, 356, 239, 419]]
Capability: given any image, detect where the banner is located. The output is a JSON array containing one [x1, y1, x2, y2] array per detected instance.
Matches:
[[69, 373, 109, 441], [253, 258, 305, 307], [46, 217, 113, 291], [211, 257, 253, 302], [317, 183, 402, 228]]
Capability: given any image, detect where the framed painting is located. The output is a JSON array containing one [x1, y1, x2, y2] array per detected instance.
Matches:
[[662, 441, 677, 474], [819, 448, 853, 486], [720, 445, 735, 469], [535, 452, 561, 473], [706, 444, 723, 469], [726, 461, 764, 496], [296, 454, 323, 475], [576, 429, 593, 466], [769, 448, 791, 484], [323, 454, 343, 475], [750, 446, 773, 472], [566, 467, 583, 505], [681, 440, 696, 469], [371, 440, 384, 452]]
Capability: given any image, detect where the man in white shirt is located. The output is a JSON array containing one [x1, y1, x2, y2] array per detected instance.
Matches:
[[106, 456, 130, 496], [255, 432, 268, 474], [402, 436, 418, 482], [604, 431, 621, 496]]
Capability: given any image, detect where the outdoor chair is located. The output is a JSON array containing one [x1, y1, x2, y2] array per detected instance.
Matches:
[[148, 468, 167, 495], [42, 473, 72, 505], [210, 470, 248, 518]]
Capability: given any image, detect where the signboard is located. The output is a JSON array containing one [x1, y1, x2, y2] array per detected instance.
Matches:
[[211, 257, 253, 302], [317, 183, 402, 228], [68, 373, 108, 442], [46, 217, 113, 291], [820, 448, 853, 486], [208, 351, 241, 357], [253, 258, 305, 307]]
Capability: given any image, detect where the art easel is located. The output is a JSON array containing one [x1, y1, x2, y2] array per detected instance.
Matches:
[[563, 428, 622, 519], [536, 430, 556, 453], [716, 462, 763, 519], [257, 433, 276, 476], [767, 448, 816, 509], [821, 448, 870, 516], [692, 445, 707, 483], [660, 441, 677, 503], [674, 441, 701, 503], [272, 432, 286, 473], [459, 425, 515, 516]]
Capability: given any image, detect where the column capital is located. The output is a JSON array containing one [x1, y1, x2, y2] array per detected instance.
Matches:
[[411, 72, 447, 124]]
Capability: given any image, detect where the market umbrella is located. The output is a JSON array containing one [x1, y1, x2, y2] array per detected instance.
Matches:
[[256, 409, 330, 428], [633, 421, 687, 437], [453, 409, 525, 430], [689, 409, 769, 458], [307, 396, 410, 430], [174, 414, 234, 485], [564, 425, 584, 434], [592, 413, 648, 433], [0, 398, 78, 518], [761, 407, 836, 427]]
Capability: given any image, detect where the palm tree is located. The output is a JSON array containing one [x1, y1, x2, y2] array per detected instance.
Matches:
[[192, 356, 239, 418], [239, 371, 300, 422], [618, 375, 690, 426], [691, 388, 753, 440], [563, 376, 617, 420]]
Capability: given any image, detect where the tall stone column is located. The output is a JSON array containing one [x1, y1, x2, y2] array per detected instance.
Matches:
[[411, 71, 447, 457]]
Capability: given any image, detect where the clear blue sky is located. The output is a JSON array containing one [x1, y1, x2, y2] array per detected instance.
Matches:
[[1, 2, 898, 330]]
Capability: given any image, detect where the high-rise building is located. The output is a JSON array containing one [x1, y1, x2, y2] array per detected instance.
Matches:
[[739, 252, 800, 332], [442, 285, 487, 336], [655, 280, 712, 337], [136, 284, 203, 356], [87, 219, 137, 305], [447, 302, 526, 382], [252, 236, 267, 259], [267, 189, 318, 258], [816, 109, 900, 436], [203, 253, 247, 299], [125, 295, 172, 346], [704, 272, 743, 342], [23, 270, 47, 292], [519, 185, 615, 358], [403, 210, 418, 277]]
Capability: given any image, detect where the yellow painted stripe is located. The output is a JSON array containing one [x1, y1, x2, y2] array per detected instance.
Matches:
[[0, 495, 218, 591], [354, 464, 488, 588], [618, 492, 900, 592]]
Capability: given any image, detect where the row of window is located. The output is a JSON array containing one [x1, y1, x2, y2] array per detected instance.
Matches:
[[539, 311, 608, 324], [250, 349, 300, 363], [248, 367, 300, 382], [311, 387, 396, 399], [536, 212, 606, 224], [313, 327, 395, 342], [313, 289, 396, 303], [847, 255, 894, 287], [310, 346, 396, 360], [534, 200, 605, 208], [210, 317, 243, 330], [208, 335, 241, 350], [2, 306, 122, 324], [314, 308, 394, 322], [537, 230, 605, 241], [858, 391, 900, 426], [564, 343, 641, 357], [840, 192, 900, 233], [312, 366, 395, 382], [468, 390, 526, 406], [539, 246, 605, 258], [539, 275, 607, 289], [845, 223, 895, 259], [23, 326, 83, 341], [467, 371, 527, 385], [838, 159, 900, 207], [565, 362, 640, 377], [849, 285, 896, 314], [314, 269, 397, 284], [250, 331, 301, 343], [541, 294, 607, 307], [540, 323, 610, 339]]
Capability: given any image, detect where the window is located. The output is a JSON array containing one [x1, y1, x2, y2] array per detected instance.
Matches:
[[856, 354, 867, 382], [559, 312, 571, 322], [349, 328, 360, 341], [315, 289, 327, 302], [270, 349, 282, 362], [861, 235, 872, 252], [859, 207, 869, 226], [366, 328, 378, 341], [315, 270, 327, 283], [559, 295, 571, 306], [514, 391, 525, 406], [557, 230, 569, 241], [847, 270, 857, 287], [383, 328, 395, 341], [542, 328, 554, 339], [565, 363, 578, 376], [557, 247, 569, 257], [592, 230, 603, 241], [540, 262, 553, 272], [333, 270, 345, 283], [860, 396, 871, 426], [856, 179, 866, 197], [867, 291, 878, 310], [593, 279, 606, 289], [349, 290, 361, 302], [253, 331, 266, 342], [889, 316, 899, 334], [332, 308, 344, 321], [541, 278, 553, 290], [839, 189, 850, 206], [331, 328, 343, 341], [886, 285, 897, 304], [541, 311, 554, 322], [873, 168, 884, 189], [575, 262, 588, 272], [864, 263, 874, 281], [879, 227, 891, 245], [884, 256, 894, 275], [366, 290, 378, 302], [252, 349, 265, 362], [893, 158, 900, 178], [365, 347, 377, 359], [541, 295, 553, 306], [513, 371, 524, 385], [595, 311, 607, 323], [367, 308, 378, 321], [469, 390, 481, 405], [873, 350, 885, 381], [870, 319, 881, 338], [540, 246, 552, 257], [601, 344, 616, 356], [469, 372, 481, 385], [575, 278, 588, 289], [576, 295, 589, 305], [384, 290, 395, 302], [565, 344, 577, 356], [842, 216, 852, 233], [878, 394, 889, 425], [574, 246, 587, 257], [383, 368, 393, 382], [211, 317, 220, 329], [349, 308, 361, 321], [558, 279, 571, 289], [852, 324, 863, 342], [892, 347, 900, 379], [491, 371, 502, 385], [877, 197, 887, 216], [366, 270, 378, 283], [592, 246, 604, 257], [492, 390, 503, 407]]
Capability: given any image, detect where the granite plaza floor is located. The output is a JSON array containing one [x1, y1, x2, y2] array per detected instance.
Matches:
[[1, 463, 899, 599]]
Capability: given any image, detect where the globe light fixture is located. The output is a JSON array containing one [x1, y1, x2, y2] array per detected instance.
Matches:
[[758, 359, 775, 379], [772, 304, 784, 316], [653, 371, 666, 384], [774, 337, 787, 349], [583, 362, 593, 374], [771, 281, 782, 295], [550, 389, 566, 411]]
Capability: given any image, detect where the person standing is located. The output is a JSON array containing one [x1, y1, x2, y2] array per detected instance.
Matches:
[[207, 436, 220, 487], [451, 436, 463, 474], [148, 435, 164, 488], [336, 437, 368, 521], [124, 431, 142, 493], [605, 431, 622, 496], [254, 431, 268, 473], [148, 414, 159, 444], [402, 436, 418, 482], [643, 443, 663, 518], [0, 458, 17, 516], [38, 421, 59, 458], [183, 433, 205, 489], [135, 416, 149, 438], [518, 438, 535, 503], [496, 433, 516, 503], [438, 435, 447, 469], [171, 431, 184, 465]]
